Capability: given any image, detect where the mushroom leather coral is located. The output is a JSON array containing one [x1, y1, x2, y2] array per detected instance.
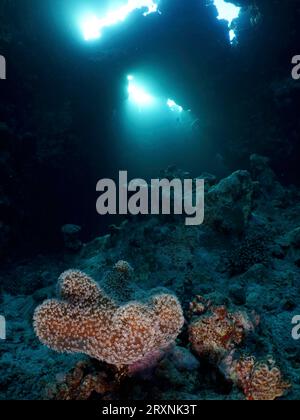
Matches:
[[34, 269, 184, 366]]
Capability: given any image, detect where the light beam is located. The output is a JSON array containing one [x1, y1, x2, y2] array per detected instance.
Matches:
[[81, 0, 159, 41], [127, 75, 155, 106], [213, 0, 241, 42], [167, 99, 183, 113]]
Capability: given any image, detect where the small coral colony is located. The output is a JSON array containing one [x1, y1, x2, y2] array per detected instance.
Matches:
[[34, 262, 290, 400]]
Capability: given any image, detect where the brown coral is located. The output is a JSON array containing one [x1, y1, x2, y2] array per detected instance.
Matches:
[[224, 355, 290, 401], [46, 361, 117, 400], [114, 260, 133, 275], [188, 303, 256, 362], [34, 269, 184, 367], [188, 295, 212, 317], [101, 260, 135, 303]]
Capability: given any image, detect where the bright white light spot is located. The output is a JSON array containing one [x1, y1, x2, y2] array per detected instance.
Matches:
[[167, 99, 183, 113], [128, 75, 154, 106], [214, 0, 240, 25], [81, 0, 159, 41], [213, 0, 241, 42], [229, 29, 236, 41], [81, 15, 102, 40]]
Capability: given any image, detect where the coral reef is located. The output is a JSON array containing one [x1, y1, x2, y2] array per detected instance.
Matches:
[[100, 261, 136, 304], [1, 0, 300, 401], [278, 227, 300, 267], [34, 268, 184, 367], [225, 230, 271, 276], [1, 157, 299, 400], [205, 170, 254, 234], [46, 360, 118, 400], [188, 297, 257, 362], [188, 296, 290, 401], [222, 354, 290, 401]]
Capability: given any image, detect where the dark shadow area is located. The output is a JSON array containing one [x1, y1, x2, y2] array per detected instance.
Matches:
[[0, 0, 300, 258]]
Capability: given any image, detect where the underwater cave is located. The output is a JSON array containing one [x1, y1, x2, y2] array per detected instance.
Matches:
[[0, 0, 300, 403]]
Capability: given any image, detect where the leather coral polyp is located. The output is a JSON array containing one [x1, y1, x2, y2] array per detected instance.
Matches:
[[33, 269, 184, 366]]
